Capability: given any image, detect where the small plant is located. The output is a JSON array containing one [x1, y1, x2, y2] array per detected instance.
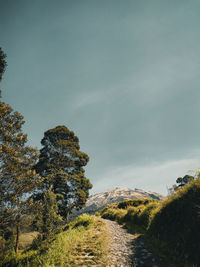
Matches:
[[70, 213, 94, 228]]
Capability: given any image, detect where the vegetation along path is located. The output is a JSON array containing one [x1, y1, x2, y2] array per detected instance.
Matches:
[[104, 219, 161, 267]]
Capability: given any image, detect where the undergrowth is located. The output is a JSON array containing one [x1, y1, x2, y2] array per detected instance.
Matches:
[[0, 214, 109, 267], [101, 198, 159, 233]]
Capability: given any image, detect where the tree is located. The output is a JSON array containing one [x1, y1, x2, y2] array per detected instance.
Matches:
[[168, 174, 195, 195], [0, 47, 7, 81], [176, 175, 194, 188], [35, 126, 92, 222], [0, 47, 41, 253], [34, 189, 63, 240], [0, 101, 40, 253]]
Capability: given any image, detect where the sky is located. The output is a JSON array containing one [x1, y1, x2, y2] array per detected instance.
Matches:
[[1, 0, 200, 195]]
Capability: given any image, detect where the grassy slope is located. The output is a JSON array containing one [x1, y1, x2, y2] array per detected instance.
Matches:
[[18, 232, 39, 252], [101, 198, 159, 234], [1, 214, 110, 267], [101, 180, 200, 267]]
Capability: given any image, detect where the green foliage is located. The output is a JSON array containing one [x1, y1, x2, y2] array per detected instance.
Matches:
[[117, 198, 154, 209], [101, 184, 200, 265], [95, 211, 101, 217], [176, 175, 194, 188], [1, 215, 109, 267], [148, 178, 200, 266], [0, 47, 7, 82], [102, 208, 127, 224], [101, 198, 159, 232], [35, 126, 92, 223], [0, 101, 40, 253], [169, 174, 195, 194], [124, 205, 144, 225], [70, 213, 94, 229], [138, 202, 159, 228], [34, 190, 63, 240]]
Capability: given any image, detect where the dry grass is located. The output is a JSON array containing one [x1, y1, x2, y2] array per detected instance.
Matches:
[[19, 232, 39, 251]]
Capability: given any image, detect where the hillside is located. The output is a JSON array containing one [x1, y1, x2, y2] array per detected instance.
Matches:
[[71, 187, 164, 217], [100, 179, 200, 266]]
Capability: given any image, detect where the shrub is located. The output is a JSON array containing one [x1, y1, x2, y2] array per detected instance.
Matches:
[[70, 213, 94, 228], [117, 198, 153, 209], [148, 179, 200, 266], [124, 206, 141, 224], [138, 202, 160, 229], [101, 198, 159, 230], [1, 214, 98, 267], [101, 208, 127, 223]]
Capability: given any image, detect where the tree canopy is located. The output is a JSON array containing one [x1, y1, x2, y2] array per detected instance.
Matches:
[[0, 101, 40, 252], [0, 47, 7, 82], [35, 125, 92, 222], [176, 175, 194, 188], [0, 48, 40, 253]]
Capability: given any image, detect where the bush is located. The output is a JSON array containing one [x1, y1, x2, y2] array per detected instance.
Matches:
[[148, 179, 200, 266], [138, 202, 160, 229], [101, 208, 127, 224], [70, 213, 94, 228], [117, 198, 153, 209], [101, 198, 159, 229], [124, 206, 141, 224], [1, 214, 97, 267]]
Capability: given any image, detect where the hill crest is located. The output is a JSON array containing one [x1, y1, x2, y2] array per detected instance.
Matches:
[[71, 187, 164, 217]]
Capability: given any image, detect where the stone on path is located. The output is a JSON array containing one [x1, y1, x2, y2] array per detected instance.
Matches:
[[104, 219, 162, 267]]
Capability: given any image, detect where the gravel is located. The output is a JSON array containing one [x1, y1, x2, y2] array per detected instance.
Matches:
[[104, 219, 166, 267]]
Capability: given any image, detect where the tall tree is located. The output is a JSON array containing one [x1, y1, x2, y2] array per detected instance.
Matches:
[[35, 126, 92, 222], [0, 47, 7, 83], [0, 94, 40, 252]]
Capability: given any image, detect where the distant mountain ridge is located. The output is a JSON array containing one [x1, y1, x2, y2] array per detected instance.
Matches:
[[71, 187, 164, 218]]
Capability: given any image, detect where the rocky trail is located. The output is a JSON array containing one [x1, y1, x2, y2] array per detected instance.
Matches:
[[104, 219, 165, 267]]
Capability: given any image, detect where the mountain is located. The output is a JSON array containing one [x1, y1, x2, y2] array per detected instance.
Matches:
[[71, 187, 164, 218]]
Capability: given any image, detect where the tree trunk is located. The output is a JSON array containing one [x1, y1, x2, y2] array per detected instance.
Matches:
[[15, 224, 20, 253], [65, 211, 69, 224]]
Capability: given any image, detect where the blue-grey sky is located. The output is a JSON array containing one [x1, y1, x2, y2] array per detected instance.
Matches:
[[1, 0, 200, 195]]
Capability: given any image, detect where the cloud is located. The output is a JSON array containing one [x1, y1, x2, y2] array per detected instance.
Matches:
[[71, 91, 103, 110]]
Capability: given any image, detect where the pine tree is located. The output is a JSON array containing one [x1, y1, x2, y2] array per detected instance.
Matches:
[[35, 126, 92, 222]]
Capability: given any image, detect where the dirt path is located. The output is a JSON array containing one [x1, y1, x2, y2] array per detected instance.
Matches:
[[104, 219, 162, 267]]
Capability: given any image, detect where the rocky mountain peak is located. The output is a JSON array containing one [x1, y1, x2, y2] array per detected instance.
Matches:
[[71, 187, 164, 218]]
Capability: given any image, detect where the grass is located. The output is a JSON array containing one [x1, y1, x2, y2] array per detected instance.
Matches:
[[1, 214, 110, 267], [18, 232, 39, 252], [100, 180, 200, 266], [147, 179, 200, 266], [101, 198, 159, 234]]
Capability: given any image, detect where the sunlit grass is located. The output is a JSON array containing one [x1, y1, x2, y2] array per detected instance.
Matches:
[[18, 232, 39, 252], [1, 214, 110, 267], [101, 180, 200, 266]]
